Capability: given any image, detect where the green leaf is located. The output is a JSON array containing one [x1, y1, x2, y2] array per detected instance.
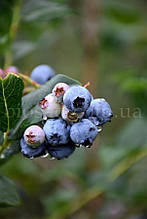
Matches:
[[10, 74, 80, 140], [0, 1, 12, 36], [0, 140, 20, 166], [0, 175, 21, 207], [10, 105, 42, 140], [104, 1, 141, 24], [117, 118, 147, 148], [99, 118, 147, 169], [22, 0, 73, 22], [22, 74, 80, 113], [1, 140, 20, 159], [0, 73, 24, 133], [121, 78, 147, 92]]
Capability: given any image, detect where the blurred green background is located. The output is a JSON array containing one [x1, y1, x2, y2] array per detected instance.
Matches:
[[0, 0, 147, 218]]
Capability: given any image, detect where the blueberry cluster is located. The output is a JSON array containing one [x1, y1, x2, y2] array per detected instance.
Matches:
[[20, 82, 113, 160]]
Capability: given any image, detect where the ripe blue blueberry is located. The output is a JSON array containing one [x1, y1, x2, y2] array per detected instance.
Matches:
[[63, 85, 92, 113], [52, 83, 69, 103], [40, 93, 61, 120], [46, 140, 76, 160], [20, 138, 46, 158], [61, 104, 84, 123], [86, 98, 113, 126], [24, 125, 45, 148], [70, 119, 98, 147], [31, 64, 55, 84], [43, 118, 70, 146]]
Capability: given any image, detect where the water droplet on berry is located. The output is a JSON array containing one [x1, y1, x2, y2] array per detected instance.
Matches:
[[50, 157, 56, 160], [29, 156, 34, 159], [43, 115, 48, 120], [97, 126, 103, 132], [41, 152, 49, 158], [86, 145, 91, 148]]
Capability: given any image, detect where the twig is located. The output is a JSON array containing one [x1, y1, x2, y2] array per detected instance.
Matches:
[[18, 73, 40, 88], [0, 132, 9, 154], [23, 87, 36, 95]]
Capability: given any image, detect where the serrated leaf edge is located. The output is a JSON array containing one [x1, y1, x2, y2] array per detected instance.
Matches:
[[0, 73, 24, 133], [0, 78, 10, 132]]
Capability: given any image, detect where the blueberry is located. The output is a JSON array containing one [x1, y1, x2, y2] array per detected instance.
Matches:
[[46, 140, 76, 160], [70, 119, 98, 147], [24, 125, 45, 148], [61, 104, 84, 123], [52, 83, 69, 103], [40, 93, 61, 120], [5, 66, 19, 74], [86, 98, 113, 126], [20, 138, 46, 158], [30, 64, 55, 84], [63, 85, 92, 113], [43, 118, 70, 146]]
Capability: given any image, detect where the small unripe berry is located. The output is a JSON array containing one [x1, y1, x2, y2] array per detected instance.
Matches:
[[24, 125, 45, 148], [52, 83, 69, 103], [40, 93, 61, 120]]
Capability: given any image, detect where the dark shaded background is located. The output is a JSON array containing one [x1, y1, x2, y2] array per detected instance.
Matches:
[[0, 0, 147, 218]]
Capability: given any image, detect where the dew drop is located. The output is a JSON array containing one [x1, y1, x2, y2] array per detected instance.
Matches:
[[43, 115, 47, 120], [86, 145, 90, 148], [41, 152, 49, 158], [50, 157, 56, 160], [97, 126, 103, 132]]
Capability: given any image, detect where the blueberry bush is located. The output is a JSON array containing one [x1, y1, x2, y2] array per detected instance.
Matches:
[[0, 0, 147, 218]]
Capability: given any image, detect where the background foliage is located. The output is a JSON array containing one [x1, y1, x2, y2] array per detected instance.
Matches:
[[0, 0, 147, 218]]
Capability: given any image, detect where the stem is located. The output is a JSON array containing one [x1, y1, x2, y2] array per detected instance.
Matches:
[[4, 0, 22, 69], [23, 87, 36, 95], [109, 148, 147, 182], [83, 81, 90, 88], [18, 73, 40, 88]]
